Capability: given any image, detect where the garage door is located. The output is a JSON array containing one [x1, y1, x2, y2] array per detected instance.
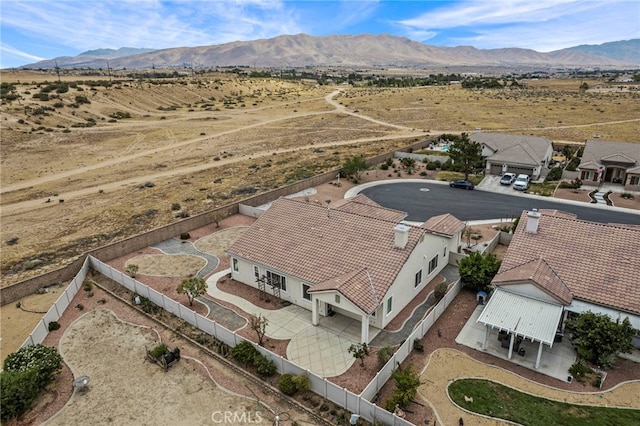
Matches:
[[507, 166, 534, 176], [490, 164, 503, 175]]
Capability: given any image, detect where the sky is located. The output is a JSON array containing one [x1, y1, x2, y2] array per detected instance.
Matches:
[[1, 0, 639, 68]]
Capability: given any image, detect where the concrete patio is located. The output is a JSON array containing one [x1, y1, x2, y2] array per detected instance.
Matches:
[[456, 304, 577, 382]]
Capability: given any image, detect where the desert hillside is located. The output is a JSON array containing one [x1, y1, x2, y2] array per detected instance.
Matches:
[[1, 70, 639, 285]]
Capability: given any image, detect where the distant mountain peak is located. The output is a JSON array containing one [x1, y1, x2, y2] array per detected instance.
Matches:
[[19, 35, 639, 70]]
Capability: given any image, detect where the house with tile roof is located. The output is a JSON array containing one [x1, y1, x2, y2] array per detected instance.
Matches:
[[470, 132, 553, 179], [478, 208, 640, 369], [226, 195, 464, 343], [578, 140, 640, 190]]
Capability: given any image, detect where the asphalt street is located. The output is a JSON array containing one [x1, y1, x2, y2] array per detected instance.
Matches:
[[360, 182, 640, 225]]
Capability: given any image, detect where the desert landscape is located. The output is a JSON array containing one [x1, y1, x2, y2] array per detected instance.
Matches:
[[2, 69, 640, 425], [2, 70, 639, 287]]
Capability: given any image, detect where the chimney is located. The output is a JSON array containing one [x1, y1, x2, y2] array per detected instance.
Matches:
[[394, 224, 410, 249], [526, 209, 541, 234]]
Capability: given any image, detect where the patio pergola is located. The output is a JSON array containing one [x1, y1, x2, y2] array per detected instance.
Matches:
[[477, 288, 565, 369]]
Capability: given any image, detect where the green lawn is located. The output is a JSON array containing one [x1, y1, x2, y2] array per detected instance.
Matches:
[[448, 379, 640, 426]]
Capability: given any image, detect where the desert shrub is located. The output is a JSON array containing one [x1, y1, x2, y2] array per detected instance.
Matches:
[[413, 339, 424, 352], [545, 167, 563, 182], [171, 202, 181, 211], [378, 346, 394, 366], [74, 95, 90, 104], [175, 211, 190, 218], [231, 341, 259, 366], [83, 281, 93, 291], [434, 282, 448, 301], [426, 161, 438, 170], [180, 232, 190, 240], [254, 356, 276, 377], [149, 343, 169, 360], [279, 374, 298, 395], [3, 344, 62, 389], [621, 192, 634, 199], [380, 163, 389, 170], [293, 374, 310, 392], [569, 360, 592, 382], [48, 321, 61, 331], [440, 158, 452, 170], [0, 368, 41, 421]]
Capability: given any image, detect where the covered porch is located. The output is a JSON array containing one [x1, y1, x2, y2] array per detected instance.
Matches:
[[456, 289, 577, 381]]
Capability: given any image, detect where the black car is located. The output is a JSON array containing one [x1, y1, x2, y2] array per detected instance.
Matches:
[[449, 179, 474, 190]]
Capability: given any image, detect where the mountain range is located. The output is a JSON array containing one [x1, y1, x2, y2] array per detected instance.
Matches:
[[22, 34, 640, 70]]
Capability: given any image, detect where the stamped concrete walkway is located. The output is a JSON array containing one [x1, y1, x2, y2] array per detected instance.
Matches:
[[206, 269, 358, 377]]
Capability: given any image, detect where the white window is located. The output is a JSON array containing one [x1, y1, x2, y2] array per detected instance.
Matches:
[[386, 296, 393, 315], [414, 269, 422, 288], [302, 284, 311, 301], [428, 255, 438, 274], [266, 271, 287, 292], [232, 258, 239, 272]]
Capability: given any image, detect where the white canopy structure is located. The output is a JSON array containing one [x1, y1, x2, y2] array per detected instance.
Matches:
[[477, 288, 564, 368]]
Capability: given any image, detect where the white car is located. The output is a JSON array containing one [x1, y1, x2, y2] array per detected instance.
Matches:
[[513, 174, 530, 191]]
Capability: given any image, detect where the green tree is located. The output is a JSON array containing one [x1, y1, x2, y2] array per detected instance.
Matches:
[[384, 364, 422, 411], [341, 155, 368, 179], [348, 342, 370, 368], [3, 344, 63, 387], [176, 277, 208, 306], [447, 133, 482, 180], [250, 313, 269, 346], [569, 312, 634, 367], [1, 344, 63, 421], [457, 252, 501, 292]]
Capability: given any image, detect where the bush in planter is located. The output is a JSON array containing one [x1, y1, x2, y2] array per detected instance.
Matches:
[[434, 282, 448, 301], [254, 356, 276, 377], [149, 343, 169, 360], [279, 374, 297, 395], [231, 341, 259, 366], [378, 346, 394, 366]]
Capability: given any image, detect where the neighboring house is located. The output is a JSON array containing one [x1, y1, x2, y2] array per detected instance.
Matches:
[[577, 140, 640, 189], [470, 132, 553, 179], [478, 209, 640, 369], [226, 194, 464, 343]]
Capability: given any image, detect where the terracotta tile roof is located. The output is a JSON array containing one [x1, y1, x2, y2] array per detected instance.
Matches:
[[499, 210, 640, 315], [333, 194, 407, 222], [310, 268, 380, 314], [226, 197, 424, 314], [493, 258, 573, 305], [422, 213, 465, 236]]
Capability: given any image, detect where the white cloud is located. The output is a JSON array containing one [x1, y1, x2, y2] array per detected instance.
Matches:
[[393, 0, 640, 50]]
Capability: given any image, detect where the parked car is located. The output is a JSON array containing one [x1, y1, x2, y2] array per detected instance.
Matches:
[[500, 173, 516, 185], [449, 179, 474, 190], [513, 174, 530, 191]]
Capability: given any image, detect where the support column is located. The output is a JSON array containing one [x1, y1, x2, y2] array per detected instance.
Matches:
[[482, 325, 489, 349], [361, 314, 369, 344], [311, 297, 319, 326], [535, 341, 544, 369], [508, 333, 515, 359]]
